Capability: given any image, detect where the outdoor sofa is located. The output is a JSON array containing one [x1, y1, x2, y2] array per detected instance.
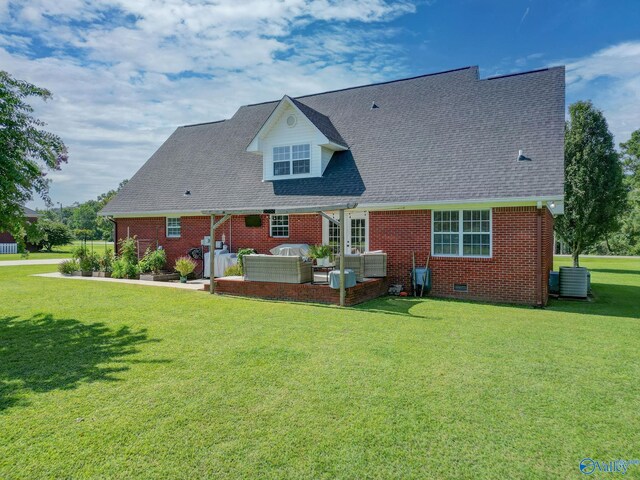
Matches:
[[243, 254, 313, 284]]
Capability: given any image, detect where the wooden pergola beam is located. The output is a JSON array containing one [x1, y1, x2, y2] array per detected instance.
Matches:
[[209, 214, 231, 294]]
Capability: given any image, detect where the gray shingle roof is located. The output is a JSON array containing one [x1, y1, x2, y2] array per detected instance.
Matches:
[[23, 206, 40, 217], [101, 66, 565, 216], [288, 96, 348, 148]]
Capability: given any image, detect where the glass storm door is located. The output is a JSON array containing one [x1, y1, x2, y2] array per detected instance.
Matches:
[[322, 212, 368, 254]]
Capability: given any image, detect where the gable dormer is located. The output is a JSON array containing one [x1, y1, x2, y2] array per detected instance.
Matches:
[[247, 95, 348, 181]]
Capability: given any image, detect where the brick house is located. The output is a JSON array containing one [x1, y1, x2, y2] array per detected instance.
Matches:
[[0, 206, 40, 254], [101, 66, 565, 305]]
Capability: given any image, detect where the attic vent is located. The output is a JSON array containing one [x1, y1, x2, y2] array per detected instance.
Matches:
[[371, 101, 379, 109], [286, 114, 297, 127], [517, 149, 531, 161]]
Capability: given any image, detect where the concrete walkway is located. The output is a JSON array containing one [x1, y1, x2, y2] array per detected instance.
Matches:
[[0, 258, 66, 266], [32, 272, 206, 291]]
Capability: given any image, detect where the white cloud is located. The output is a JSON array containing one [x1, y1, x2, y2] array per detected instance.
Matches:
[[565, 41, 640, 144], [0, 0, 416, 207]]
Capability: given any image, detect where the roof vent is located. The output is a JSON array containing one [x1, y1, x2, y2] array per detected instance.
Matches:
[[184, 190, 191, 196], [517, 149, 531, 161], [370, 101, 379, 109]]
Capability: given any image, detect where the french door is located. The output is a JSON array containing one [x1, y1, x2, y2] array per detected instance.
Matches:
[[322, 211, 369, 254]]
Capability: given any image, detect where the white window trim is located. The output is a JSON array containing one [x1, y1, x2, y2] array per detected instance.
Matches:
[[431, 209, 492, 258], [271, 143, 311, 178], [269, 214, 289, 238], [166, 216, 181, 238]]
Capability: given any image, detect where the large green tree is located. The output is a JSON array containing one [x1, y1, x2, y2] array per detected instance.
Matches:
[[555, 101, 626, 266], [0, 71, 68, 243], [615, 129, 640, 254]]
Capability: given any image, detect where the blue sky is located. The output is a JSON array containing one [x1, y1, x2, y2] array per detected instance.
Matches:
[[1, 0, 638, 208]]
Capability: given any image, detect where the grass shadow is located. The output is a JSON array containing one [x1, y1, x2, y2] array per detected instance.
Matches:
[[588, 268, 640, 276], [0, 313, 161, 412], [351, 296, 445, 319], [547, 283, 640, 320]]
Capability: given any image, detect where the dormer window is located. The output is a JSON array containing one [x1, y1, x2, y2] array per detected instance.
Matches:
[[273, 144, 311, 176], [247, 95, 348, 181]]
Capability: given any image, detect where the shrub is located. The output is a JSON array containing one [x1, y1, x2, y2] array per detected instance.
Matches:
[[139, 247, 166, 274], [111, 258, 139, 279], [71, 244, 89, 261], [118, 236, 138, 265], [99, 248, 115, 273], [223, 264, 243, 276], [58, 259, 79, 275], [236, 248, 256, 270], [174, 256, 196, 277], [79, 251, 100, 272]]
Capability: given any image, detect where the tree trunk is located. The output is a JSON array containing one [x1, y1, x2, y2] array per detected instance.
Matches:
[[572, 250, 580, 267]]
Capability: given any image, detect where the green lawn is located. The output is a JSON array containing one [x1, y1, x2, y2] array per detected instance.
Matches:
[[0, 257, 638, 479], [0, 240, 111, 261]]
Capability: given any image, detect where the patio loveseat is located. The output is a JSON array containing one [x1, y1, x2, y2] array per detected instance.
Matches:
[[243, 254, 313, 284]]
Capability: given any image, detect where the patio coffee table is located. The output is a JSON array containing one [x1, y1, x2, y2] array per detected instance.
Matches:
[[312, 264, 335, 284]]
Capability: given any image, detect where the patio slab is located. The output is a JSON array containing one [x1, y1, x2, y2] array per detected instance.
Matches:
[[32, 272, 206, 290]]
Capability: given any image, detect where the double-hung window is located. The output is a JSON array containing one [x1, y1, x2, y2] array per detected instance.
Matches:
[[270, 214, 289, 237], [166, 217, 181, 238], [433, 210, 491, 257], [273, 144, 310, 176]]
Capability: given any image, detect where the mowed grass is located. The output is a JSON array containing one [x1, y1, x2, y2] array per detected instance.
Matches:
[[0, 257, 638, 479], [0, 240, 111, 261]]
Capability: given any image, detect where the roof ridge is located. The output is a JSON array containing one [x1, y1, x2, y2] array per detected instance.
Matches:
[[485, 67, 555, 81], [244, 66, 476, 107], [180, 119, 226, 128]]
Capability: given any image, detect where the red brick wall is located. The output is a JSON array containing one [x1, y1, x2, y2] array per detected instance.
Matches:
[[115, 207, 553, 305], [369, 207, 553, 305]]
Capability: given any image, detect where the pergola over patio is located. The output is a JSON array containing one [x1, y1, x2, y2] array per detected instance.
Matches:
[[202, 203, 357, 306]]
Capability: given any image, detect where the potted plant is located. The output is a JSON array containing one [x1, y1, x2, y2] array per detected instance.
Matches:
[[94, 248, 115, 277], [175, 256, 196, 283], [139, 247, 176, 281], [308, 244, 333, 266]]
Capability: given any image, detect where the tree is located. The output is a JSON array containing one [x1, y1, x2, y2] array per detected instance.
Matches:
[[555, 101, 626, 266], [33, 221, 74, 252], [615, 129, 640, 254], [0, 71, 68, 246]]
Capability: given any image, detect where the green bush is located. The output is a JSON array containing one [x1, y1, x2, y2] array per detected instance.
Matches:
[[223, 264, 243, 276], [71, 244, 89, 261], [58, 259, 79, 275], [79, 251, 100, 272], [174, 256, 196, 277], [99, 248, 115, 273], [118, 236, 138, 265], [111, 258, 139, 279], [139, 247, 166, 274]]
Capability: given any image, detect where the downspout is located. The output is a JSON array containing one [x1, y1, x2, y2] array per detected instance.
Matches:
[[107, 217, 117, 253], [536, 208, 543, 307]]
